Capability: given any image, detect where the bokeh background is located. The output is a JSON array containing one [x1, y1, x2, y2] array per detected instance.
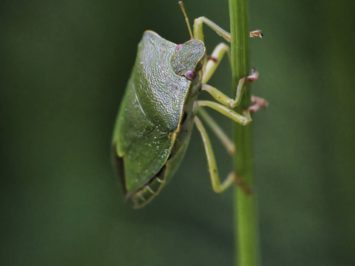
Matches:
[[1, 0, 354, 265]]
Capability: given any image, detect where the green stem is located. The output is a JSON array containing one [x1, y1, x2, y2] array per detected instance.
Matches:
[[228, 0, 260, 266]]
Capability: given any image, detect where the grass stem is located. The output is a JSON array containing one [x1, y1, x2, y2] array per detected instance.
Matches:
[[228, 0, 261, 265]]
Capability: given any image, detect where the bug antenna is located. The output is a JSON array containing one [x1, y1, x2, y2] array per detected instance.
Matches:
[[178, 1, 193, 39]]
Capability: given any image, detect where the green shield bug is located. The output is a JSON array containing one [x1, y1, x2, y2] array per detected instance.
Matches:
[[112, 1, 267, 208]]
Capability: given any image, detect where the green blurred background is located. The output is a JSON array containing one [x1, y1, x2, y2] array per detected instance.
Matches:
[[1, 0, 354, 265]]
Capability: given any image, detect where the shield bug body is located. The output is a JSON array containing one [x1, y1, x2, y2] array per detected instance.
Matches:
[[112, 2, 265, 208]]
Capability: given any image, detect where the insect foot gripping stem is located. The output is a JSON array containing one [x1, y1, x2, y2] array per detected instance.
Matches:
[[249, 96, 269, 113], [244, 68, 269, 113], [246, 67, 259, 82], [233, 172, 252, 195], [249, 29, 264, 39]]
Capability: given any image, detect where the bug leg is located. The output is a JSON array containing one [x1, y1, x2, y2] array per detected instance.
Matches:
[[193, 16, 263, 42], [249, 95, 269, 113], [194, 17, 231, 42], [201, 45, 267, 112], [194, 116, 251, 194], [249, 29, 264, 39], [201, 81, 245, 109], [202, 69, 266, 111], [196, 100, 252, 126], [194, 116, 234, 193], [197, 108, 235, 155], [202, 42, 229, 84]]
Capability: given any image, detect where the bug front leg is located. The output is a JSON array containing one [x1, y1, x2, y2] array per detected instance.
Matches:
[[193, 16, 264, 42], [194, 17, 231, 42]]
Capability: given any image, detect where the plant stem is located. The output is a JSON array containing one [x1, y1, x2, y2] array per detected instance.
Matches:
[[228, 0, 260, 266]]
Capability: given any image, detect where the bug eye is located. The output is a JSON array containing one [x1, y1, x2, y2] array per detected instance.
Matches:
[[184, 70, 196, 80]]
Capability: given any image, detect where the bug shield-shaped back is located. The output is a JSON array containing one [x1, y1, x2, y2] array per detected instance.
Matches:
[[171, 40, 205, 79]]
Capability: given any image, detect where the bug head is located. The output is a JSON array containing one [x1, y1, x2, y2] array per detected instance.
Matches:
[[171, 40, 206, 80]]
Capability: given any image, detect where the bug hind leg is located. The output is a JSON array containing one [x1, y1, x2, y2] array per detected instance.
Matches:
[[194, 116, 251, 194]]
